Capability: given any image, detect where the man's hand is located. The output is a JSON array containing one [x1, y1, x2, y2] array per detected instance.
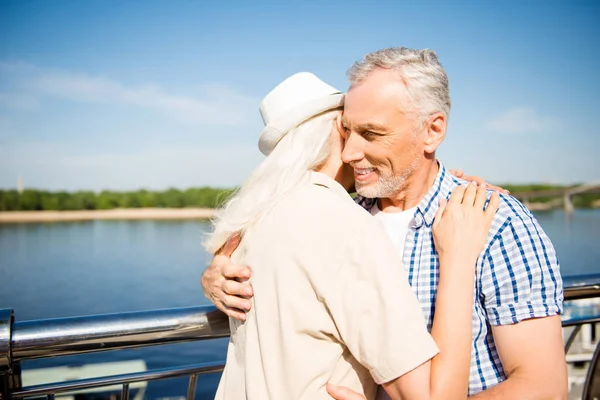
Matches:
[[450, 168, 509, 195], [326, 384, 366, 400], [200, 233, 254, 321]]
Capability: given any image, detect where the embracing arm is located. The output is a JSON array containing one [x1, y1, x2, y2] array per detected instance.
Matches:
[[423, 184, 499, 399], [379, 246, 476, 400], [200, 234, 254, 321], [202, 170, 502, 322], [449, 169, 509, 195]]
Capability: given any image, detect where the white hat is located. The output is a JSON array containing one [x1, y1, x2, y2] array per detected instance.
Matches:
[[258, 72, 344, 156]]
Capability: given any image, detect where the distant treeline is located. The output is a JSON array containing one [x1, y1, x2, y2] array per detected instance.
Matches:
[[0, 188, 237, 211], [0, 185, 598, 211], [499, 184, 600, 208]]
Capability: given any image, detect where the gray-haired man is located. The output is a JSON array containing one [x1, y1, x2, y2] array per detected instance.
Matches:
[[202, 47, 567, 399]]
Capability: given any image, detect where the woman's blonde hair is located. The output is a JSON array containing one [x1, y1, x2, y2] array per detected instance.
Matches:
[[203, 109, 340, 254]]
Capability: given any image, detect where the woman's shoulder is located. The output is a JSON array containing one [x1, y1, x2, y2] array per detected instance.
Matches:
[[263, 185, 382, 249], [285, 181, 373, 224]]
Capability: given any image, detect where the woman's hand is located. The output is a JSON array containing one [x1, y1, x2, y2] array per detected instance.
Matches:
[[428, 183, 500, 399], [433, 183, 500, 266], [449, 169, 509, 195]]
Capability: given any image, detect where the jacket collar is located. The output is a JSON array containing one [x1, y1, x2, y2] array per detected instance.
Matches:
[[309, 171, 352, 199]]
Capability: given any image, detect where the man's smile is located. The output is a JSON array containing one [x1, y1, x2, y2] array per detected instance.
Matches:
[[353, 167, 377, 182]]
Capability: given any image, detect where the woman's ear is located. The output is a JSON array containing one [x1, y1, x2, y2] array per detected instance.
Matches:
[[335, 113, 346, 139], [330, 122, 342, 152]]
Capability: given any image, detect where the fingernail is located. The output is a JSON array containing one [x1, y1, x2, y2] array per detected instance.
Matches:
[[471, 181, 478, 186], [481, 183, 487, 189], [243, 270, 251, 278], [244, 287, 252, 296]]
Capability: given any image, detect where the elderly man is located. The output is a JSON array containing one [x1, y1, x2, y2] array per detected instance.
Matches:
[[202, 47, 567, 399]]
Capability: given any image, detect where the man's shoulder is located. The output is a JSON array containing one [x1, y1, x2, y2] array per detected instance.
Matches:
[[446, 176, 536, 230], [492, 192, 539, 234], [444, 175, 549, 251], [481, 191, 559, 276]]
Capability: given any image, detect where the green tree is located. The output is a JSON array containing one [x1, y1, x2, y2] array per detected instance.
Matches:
[[96, 191, 122, 209], [0, 191, 20, 211]]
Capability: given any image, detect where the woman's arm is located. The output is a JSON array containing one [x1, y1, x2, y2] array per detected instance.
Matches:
[[328, 183, 500, 400], [427, 183, 499, 399], [387, 183, 499, 399]]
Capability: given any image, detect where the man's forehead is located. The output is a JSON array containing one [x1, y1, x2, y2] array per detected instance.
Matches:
[[340, 113, 392, 132], [344, 84, 413, 125]]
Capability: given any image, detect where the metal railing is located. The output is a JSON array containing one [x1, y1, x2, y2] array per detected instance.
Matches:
[[0, 306, 229, 400], [1, 274, 600, 400]]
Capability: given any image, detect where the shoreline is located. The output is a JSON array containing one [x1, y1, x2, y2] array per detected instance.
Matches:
[[1, 202, 597, 223], [0, 208, 218, 223]]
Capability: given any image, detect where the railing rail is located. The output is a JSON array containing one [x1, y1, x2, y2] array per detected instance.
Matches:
[[11, 306, 229, 362], [9, 361, 225, 400], [564, 274, 600, 302], [2, 273, 600, 400]]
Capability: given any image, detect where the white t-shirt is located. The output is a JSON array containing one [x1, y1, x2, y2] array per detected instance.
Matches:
[[370, 201, 417, 256]]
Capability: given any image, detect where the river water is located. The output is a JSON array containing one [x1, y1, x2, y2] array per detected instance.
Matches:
[[1, 209, 599, 398]]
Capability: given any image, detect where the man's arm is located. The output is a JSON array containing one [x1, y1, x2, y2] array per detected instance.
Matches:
[[470, 315, 567, 400], [329, 194, 568, 400], [474, 196, 566, 399], [203, 169, 500, 320], [200, 234, 254, 321]]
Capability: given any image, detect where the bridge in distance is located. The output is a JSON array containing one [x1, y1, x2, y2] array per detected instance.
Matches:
[[510, 180, 600, 213]]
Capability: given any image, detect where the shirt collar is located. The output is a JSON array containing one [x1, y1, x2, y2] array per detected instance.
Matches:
[[355, 161, 461, 229], [413, 162, 459, 228], [309, 171, 352, 199]]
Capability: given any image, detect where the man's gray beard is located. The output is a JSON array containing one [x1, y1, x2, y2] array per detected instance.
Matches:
[[356, 157, 419, 199]]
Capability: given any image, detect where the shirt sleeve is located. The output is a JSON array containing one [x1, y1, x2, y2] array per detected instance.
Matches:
[[320, 217, 439, 385], [480, 203, 564, 326]]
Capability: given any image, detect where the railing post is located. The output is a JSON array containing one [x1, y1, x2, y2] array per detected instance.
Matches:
[[0, 309, 15, 400]]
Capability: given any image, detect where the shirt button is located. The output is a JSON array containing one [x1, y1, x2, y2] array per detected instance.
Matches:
[[412, 216, 422, 229]]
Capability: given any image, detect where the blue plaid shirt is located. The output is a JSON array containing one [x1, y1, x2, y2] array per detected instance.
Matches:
[[356, 162, 563, 395]]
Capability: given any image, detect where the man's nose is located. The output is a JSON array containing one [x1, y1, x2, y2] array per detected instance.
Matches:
[[341, 132, 364, 164]]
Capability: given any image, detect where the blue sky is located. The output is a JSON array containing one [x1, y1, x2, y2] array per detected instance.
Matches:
[[1, 0, 598, 191]]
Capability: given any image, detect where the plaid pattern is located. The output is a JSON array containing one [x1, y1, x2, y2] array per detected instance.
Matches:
[[356, 163, 563, 395]]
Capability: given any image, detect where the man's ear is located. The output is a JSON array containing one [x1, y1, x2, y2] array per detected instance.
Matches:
[[424, 112, 446, 153]]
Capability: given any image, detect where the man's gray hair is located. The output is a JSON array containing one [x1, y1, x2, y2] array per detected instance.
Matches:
[[347, 47, 451, 120]]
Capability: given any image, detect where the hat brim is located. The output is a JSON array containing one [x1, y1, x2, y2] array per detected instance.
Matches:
[[258, 93, 345, 156]]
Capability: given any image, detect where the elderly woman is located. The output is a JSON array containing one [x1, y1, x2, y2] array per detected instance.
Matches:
[[203, 72, 499, 400]]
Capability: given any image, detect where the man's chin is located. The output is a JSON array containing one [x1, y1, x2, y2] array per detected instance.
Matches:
[[355, 184, 379, 198]]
